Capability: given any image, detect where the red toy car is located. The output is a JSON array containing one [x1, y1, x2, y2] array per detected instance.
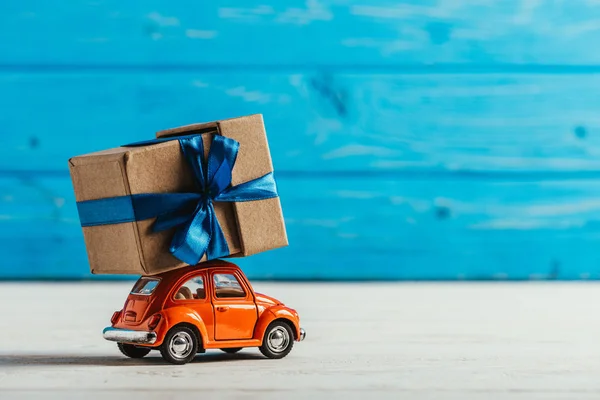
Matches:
[[103, 260, 305, 364]]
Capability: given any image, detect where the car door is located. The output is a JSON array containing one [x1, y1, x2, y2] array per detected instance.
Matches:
[[211, 271, 258, 340]]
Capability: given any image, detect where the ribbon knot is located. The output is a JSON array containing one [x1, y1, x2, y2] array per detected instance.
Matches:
[[76, 134, 279, 266]]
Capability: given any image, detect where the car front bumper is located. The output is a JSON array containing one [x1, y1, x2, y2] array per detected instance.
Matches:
[[103, 327, 157, 345], [299, 328, 306, 341]]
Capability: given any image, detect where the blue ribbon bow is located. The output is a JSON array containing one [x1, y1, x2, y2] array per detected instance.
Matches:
[[76, 134, 279, 265]]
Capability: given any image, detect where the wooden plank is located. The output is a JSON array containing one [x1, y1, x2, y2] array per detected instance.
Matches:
[[3, 1, 600, 66], [2, 283, 600, 397], [2, 72, 600, 173], [3, 174, 600, 280]]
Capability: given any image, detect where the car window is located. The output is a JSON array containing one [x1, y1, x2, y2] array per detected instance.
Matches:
[[213, 273, 246, 298], [131, 277, 160, 295], [174, 275, 206, 301]]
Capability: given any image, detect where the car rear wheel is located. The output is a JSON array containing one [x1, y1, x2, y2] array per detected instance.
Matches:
[[160, 326, 198, 365], [220, 347, 243, 354], [259, 321, 294, 359], [117, 343, 151, 359]]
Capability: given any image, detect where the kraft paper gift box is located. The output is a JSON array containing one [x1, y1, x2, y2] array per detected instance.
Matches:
[[68, 114, 288, 275]]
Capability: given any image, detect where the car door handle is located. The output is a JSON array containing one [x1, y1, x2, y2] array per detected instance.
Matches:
[[217, 306, 229, 312]]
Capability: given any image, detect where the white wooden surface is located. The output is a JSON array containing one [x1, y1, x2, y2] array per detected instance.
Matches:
[[0, 282, 599, 399]]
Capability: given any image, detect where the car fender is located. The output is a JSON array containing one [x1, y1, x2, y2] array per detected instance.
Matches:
[[155, 306, 209, 346], [254, 305, 301, 341]]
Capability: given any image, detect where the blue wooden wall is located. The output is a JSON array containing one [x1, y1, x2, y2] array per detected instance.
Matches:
[[2, 1, 600, 280]]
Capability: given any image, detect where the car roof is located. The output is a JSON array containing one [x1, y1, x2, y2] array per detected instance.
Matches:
[[145, 259, 240, 281]]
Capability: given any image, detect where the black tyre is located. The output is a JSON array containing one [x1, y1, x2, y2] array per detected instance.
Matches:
[[220, 347, 243, 354], [117, 343, 151, 359], [259, 321, 294, 359], [160, 326, 199, 365]]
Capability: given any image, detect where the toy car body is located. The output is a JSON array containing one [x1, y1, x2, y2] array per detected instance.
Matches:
[[103, 260, 305, 364]]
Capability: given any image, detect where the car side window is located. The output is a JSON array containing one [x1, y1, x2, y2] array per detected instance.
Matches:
[[213, 273, 246, 298], [174, 275, 206, 301]]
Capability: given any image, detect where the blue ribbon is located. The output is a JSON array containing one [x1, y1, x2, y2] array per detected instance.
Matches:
[[76, 134, 279, 265]]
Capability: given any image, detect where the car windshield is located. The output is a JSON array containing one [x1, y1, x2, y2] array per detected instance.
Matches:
[[130, 277, 160, 295]]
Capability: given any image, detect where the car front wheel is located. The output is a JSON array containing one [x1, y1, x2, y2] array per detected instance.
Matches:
[[259, 321, 294, 359], [117, 343, 151, 359], [160, 326, 199, 365]]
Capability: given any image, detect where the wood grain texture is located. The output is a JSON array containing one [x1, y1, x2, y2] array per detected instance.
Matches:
[[2, 72, 600, 173], [2, 282, 600, 399], [3, 1, 600, 279], [3, 1, 600, 66], [4, 175, 600, 280]]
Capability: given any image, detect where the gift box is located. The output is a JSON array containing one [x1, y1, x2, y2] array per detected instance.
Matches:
[[68, 114, 288, 275]]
